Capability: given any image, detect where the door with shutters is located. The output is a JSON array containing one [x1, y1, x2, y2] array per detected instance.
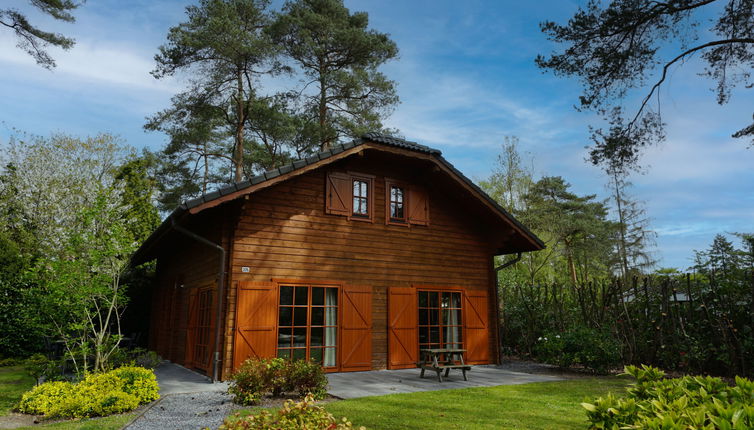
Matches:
[[464, 290, 491, 364], [233, 281, 278, 371], [388, 287, 418, 369], [340, 285, 372, 371]]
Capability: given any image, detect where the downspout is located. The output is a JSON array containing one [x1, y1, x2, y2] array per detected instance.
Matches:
[[171, 217, 226, 382], [493, 252, 522, 365]]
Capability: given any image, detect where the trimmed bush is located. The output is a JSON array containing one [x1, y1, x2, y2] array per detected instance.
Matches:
[[16, 366, 159, 418], [228, 358, 328, 405], [583, 365, 754, 429], [220, 395, 364, 430], [534, 326, 621, 374]]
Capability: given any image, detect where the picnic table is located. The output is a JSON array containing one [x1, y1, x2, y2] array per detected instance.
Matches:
[[418, 348, 471, 382]]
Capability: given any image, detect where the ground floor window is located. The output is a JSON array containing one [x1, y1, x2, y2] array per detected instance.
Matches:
[[418, 290, 462, 350], [277, 285, 338, 367]]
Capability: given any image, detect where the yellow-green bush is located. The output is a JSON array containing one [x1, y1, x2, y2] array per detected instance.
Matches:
[[16, 366, 159, 418], [583, 365, 754, 429], [220, 395, 364, 430]]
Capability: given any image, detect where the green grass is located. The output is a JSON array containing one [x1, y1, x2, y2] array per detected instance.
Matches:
[[323, 377, 631, 430], [0, 366, 35, 416], [0, 365, 136, 430], [12, 414, 134, 430]]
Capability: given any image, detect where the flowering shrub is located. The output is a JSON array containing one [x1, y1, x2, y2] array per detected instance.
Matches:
[[583, 365, 754, 429], [16, 366, 159, 418], [228, 358, 328, 405], [219, 395, 364, 430], [534, 326, 620, 374]]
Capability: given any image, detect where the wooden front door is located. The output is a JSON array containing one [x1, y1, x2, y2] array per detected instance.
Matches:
[[388, 286, 418, 369]]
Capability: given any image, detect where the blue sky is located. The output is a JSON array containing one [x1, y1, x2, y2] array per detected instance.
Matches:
[[1, 0, 752, 269]]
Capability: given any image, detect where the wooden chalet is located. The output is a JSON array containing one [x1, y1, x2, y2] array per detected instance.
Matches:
[[132, 133, 544, 381]]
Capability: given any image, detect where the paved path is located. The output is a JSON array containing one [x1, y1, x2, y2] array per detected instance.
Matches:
[[326, 364, 564, 399], [153, 362, 229, 395]]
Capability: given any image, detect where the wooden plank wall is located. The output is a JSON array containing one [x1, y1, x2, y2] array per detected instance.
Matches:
[[229, 155, 498, 370], [149, 210, 223, 373]]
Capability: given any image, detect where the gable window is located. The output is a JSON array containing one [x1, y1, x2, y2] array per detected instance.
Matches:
[[352, 179, 369, 217], [326, 172, 374, 222], [385, 179, 429, 226], [389, 185, 406, 222]]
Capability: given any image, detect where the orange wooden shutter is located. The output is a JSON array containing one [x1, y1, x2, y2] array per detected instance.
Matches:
[[326, 172, 351, 216], [388, 286, 418, 369], [184, 288, 199, 368], [464, 290, 491, 364], [233, 281, 278, 371], [340, 285, 373, 371], [407, 187, 429, 225]]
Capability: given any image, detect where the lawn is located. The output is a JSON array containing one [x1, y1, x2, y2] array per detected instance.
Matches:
[[322, 377, 630, 430], [0, 366, 135, 430]]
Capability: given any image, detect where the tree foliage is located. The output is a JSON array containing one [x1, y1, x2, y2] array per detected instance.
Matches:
[[0, 0, 79, 69], [270, 0, 399, 150], [537, 0, 754, 169]]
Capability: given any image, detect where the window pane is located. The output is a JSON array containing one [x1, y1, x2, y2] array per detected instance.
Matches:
[[277, 348, 291, 359], [419, 327, 429, 344], [310, 327, 323, 346], [294, 307, 308, 326], [430, 326, 440, 344], [310, 348, 323, 364], [418, 292, 428, 308], [419, 309, 429, 325], [326, 288, 338, 306], [292, 348, 306, 360], [445, 325, 461, 345], [312, 288, 324, 306], [443, 308, 461, 326], [429, 308, 439, 325], [293, 327, 306, 347], [280, 286, 293, 305], [323, 348, 336, 367], [278, 328, 292, 348], [294, 287, 308, 305], [324, 326, 337, 347], [451, 292, 461, 308], [311, 307, 324, 326], [428, 292, 438, 307], [279, 307, 292, 326], [441, 293, 450, 308]]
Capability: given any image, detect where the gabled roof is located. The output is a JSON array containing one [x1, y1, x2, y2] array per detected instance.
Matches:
[[132, 133, 544, 264]]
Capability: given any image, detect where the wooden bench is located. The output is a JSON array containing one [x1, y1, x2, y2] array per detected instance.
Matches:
[[418, 348, 471, 382]]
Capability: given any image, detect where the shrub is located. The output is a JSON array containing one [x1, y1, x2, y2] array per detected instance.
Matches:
[[534, 326, 621, 373], [583, 365, 754, 429], [228, 358, 328, 405], [219, 395, 364, 430], [16, 366, 159, 418], [287, 359, 328, 400]]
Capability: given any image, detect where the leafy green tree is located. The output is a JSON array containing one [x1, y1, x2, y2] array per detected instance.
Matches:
[[0, 133, 132, 256], [35, 188, 136, 373], [606, 167, 656, 280], [1, 0, 79, 69], [536, 0, 754, 169], [524, 176, 617, 285], [149, 0, 284, 184], [270, 0, 399, 150]]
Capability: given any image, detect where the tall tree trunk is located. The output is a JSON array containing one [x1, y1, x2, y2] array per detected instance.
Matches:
[[318, 62, 330, 150], [234, 69, 245, 183], [611, 168, 630, 280]]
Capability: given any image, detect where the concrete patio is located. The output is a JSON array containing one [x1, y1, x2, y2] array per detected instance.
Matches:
[[326, 364, 564, 399], [153, 362, 229, 395]]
